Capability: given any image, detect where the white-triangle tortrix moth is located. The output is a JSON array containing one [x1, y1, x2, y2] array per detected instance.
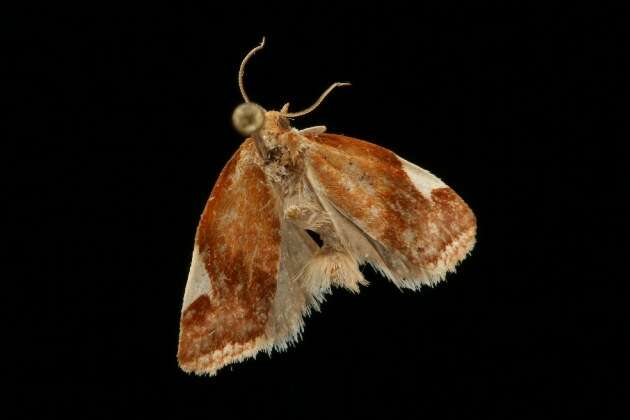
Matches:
[[178, 38, 476, 376]]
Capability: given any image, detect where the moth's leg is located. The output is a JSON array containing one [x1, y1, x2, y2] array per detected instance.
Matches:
[[298, 126, 327, 136], [300, 246, 368, 294], [285, 204, 367, 293], [284, 204, 329, 232]]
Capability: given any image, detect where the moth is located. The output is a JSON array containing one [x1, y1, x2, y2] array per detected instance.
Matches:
[[178, 38, 476, 376]]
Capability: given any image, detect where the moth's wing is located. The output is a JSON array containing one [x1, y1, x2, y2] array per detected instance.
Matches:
[[178, 139, 318, 376], [303, 133, 476, 288]]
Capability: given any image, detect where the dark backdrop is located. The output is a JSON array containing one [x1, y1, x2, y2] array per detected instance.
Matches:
[[10, 4, 624, 418]]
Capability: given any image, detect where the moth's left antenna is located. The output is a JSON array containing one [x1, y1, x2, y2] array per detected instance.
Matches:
[[238, 37, 265, 103]]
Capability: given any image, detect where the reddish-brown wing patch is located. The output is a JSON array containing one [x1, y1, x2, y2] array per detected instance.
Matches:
[[178, 139, 281, 374], [304, 133, 476, 283]]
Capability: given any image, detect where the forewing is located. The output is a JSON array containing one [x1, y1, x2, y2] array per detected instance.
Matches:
[[303, 133, 476, 287], [178, 139, 283, 375]]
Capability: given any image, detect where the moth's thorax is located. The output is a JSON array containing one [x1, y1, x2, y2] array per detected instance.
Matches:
[[253, 111, 307, 181], [258, 111, 295, 152]]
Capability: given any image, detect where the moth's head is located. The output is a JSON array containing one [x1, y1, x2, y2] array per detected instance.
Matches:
[[231, 37, 350, 138], [232, 103, 291, 138]]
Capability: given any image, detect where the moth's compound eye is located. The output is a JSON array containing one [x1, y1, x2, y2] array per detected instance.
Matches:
[[278, 115, 290, 130], [232, 103, 265, 136]]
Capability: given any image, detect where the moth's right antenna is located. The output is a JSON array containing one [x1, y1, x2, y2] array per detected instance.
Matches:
[[280, 82, 351, 118], [238, 37, 265, 103]]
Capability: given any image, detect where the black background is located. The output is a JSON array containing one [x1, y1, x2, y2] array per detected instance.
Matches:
[[9, 4, 625, 419]]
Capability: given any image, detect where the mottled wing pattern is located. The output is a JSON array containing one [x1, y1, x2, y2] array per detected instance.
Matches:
[[303, 133, 476, 287], [178, 139, 283, 375]]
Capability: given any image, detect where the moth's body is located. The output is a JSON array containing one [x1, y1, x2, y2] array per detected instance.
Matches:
[[257, 113, 349, 269], [178, 40, 476, 376]]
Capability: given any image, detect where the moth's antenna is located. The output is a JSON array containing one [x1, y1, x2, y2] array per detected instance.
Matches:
[[280, 82, 351, 118], [239, 37, 265, 103]]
